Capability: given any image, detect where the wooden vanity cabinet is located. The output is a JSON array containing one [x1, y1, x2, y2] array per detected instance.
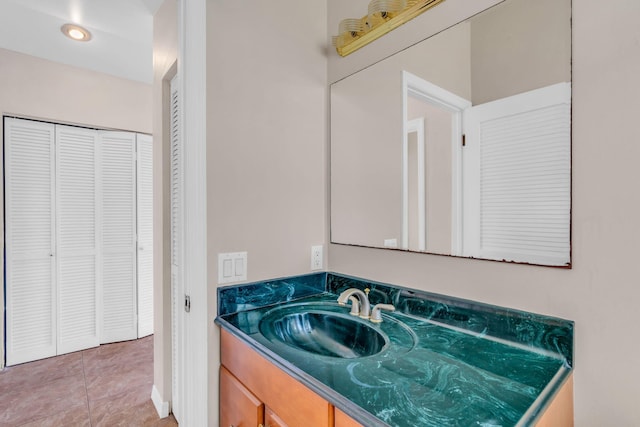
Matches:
[[220, 330, 332, 427], [220, 329, 572, 427], [536, 374, 574, 427]]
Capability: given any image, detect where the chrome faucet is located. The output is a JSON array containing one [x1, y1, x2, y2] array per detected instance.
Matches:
[[337, 288, 371, 319], [346, 295, 360, 316]]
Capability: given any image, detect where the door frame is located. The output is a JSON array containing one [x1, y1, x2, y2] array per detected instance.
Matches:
[[402, 71, 471, 255], [175, 0, 208, 425]]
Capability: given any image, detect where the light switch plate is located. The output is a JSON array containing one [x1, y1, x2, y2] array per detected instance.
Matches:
[[218, 252, 247, 284]]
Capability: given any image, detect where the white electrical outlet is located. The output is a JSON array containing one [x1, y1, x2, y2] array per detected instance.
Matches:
[[311, 245, 323, 271], [384, 238, 398, 248]]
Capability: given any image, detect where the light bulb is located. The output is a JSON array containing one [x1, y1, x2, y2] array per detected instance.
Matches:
[[68, 29, 85, 40], [61, 24, 92, 42]]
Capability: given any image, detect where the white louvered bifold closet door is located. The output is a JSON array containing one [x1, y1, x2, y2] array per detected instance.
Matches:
[[136, 133, 154, 338], [99, 131, 138, 343], [463, 83, 571, 266], [55, 125, 100, 354], [5, 118, 57, 366], [170, 74, 184, 423]]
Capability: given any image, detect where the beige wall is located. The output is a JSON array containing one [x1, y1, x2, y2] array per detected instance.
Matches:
[[331, 61, 404, 247], [0, 47, 151, 368], [470, 0, 571, 104], [0, 49, 152, 134], [206, 1, 327, 424], [152, 0, 177, 406], [328, 0, 640, 425]]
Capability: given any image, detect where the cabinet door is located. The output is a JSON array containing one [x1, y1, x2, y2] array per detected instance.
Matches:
[[5, 118, 57, 366], [220, 366, 264, 427], [265, 407, 288, 427]]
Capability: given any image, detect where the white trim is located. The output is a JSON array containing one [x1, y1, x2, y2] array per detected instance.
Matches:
[[168, 74, 184, 423], [402, 71, 471, 255], [178, 0, 208, 425], [402, 84, 408, 250], [151, 384, 170, 418]]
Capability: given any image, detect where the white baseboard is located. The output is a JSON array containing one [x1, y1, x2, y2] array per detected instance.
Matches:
[[151, 384, 170, 418]]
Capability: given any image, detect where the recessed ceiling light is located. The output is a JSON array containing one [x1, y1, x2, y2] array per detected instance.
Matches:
[[61, 23, 92, 42]]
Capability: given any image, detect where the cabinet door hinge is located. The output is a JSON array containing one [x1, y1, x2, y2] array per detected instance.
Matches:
[[184, 294, 191, 313]]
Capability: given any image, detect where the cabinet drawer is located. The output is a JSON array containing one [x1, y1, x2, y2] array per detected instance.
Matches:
[[335, 407, 363, 427], [220, 365, 264, 427], [221, 330, 331, 427]]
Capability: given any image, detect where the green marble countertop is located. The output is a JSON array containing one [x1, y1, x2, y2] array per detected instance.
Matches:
[[215, 273, 573, 427]]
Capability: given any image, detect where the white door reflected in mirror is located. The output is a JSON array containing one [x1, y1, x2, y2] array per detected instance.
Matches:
[[404, 118, 425, 251]]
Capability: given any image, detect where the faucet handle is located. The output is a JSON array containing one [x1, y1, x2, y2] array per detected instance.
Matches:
[[347, 296, 360, 316], [370, 303, 395, 323]]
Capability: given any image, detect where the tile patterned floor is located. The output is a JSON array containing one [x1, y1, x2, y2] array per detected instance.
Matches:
[[0, 336, 178, 427]]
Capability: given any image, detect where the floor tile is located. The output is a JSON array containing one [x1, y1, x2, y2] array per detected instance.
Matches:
[[0, 352, 83, 395], [151, 414, 179, 427], [0, 336, 171, 427], [88, 383, 153, 424], [92, 399, 161, 427], [16, 405, 91, 427], [83, 336, 153, 377], [85, 363, 153, 403], [0, 374, 88, 426]]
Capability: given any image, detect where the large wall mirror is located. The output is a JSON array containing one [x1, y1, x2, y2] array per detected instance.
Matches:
[[330, 0, 572, 267]]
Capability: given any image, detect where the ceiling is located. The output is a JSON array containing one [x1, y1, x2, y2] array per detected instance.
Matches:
[[0, 0, 164, 83]]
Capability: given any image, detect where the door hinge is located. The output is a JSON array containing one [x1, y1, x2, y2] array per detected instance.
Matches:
[[462, 134, 466, 147], [184, 294, 191, 313]]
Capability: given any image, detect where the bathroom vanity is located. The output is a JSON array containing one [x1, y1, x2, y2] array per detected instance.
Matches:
[[215, 273, 574, 427]]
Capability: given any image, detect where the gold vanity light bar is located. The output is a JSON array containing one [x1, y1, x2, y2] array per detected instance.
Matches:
[[333, 0, 447, 57]]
